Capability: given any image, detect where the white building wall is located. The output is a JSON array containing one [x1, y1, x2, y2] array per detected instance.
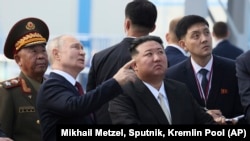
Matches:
[[91, 0, 130, 36]]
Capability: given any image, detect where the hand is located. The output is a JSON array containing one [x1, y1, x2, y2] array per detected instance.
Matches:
[[206, 109, 226, 125], [113, 59, 136, 86], [225, 115, 244, 125], [214, 116, 226, 125]]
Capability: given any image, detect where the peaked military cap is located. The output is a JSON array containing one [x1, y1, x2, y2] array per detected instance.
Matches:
[[4, 17, 49, 59]]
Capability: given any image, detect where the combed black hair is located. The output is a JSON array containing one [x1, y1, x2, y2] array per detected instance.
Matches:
[[175, 15, 209, 40], [125, 0, 157, 29], [129, 35, 163, 56]]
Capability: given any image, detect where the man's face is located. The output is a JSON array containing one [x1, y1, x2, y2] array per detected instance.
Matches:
[[132, 40, 167, 81], [58, 36, 85, 73], [15, 44, 48, 78], [180, 23, 212, 59]]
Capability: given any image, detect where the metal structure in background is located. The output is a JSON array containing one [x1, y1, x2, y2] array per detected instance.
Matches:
[[185, 0, 250, 51], [227, 0, 250, 51]]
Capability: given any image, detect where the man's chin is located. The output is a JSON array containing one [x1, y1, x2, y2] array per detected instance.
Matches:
[[35, 68, 47, 75]]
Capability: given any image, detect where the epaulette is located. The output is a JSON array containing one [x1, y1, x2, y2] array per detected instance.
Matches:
[[0, 77, 21, 89]]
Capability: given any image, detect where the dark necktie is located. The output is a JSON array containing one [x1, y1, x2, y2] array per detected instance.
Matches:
[[75, 81, 94, 122], [75, 81, 84, 95], [199, 69, 208, 95]]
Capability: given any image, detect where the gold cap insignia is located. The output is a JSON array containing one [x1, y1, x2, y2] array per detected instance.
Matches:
[[26, 21, 35, 30]]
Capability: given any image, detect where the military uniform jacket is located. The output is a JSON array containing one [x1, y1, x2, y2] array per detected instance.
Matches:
[[0, 72, 42, 141]]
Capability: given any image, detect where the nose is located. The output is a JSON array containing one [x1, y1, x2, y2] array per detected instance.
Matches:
[[80, 49, 86, 55], [153, 53, 161, 61], [201, 33, 209, 43], [37, 51, 47, 59]]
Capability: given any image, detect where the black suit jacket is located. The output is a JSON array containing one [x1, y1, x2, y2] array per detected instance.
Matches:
[[165, 46, 188, 67], [166, 55, 243, 119], [236, 50, 250, 123], [212, 40, 243, 60], [109, 77, 215, 124], [0, 128, 6, 137], [87, 37, 134, 124], [37, 72, 122, 141]]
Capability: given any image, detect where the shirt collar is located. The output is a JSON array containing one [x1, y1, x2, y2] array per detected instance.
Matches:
[[213, 39, 225, 48], [191, 55, 213, 74], [143, 81, 166, 99], [52, 70, 76, 86], [167, 44, 189, 56]]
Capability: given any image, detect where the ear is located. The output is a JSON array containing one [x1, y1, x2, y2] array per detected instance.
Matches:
[[130, 58, 137, 71], [52, 48, 60, 60], [166, 33, 170, 43], [14, 53, 21, 66], [179, 40, 188, 51], [124, 18, 130, 31]]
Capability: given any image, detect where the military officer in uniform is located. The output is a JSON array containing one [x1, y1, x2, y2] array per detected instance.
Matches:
[[0, 17, 49, 141]]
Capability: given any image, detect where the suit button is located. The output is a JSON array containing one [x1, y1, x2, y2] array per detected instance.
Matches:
[[36, 120, 40, 124]]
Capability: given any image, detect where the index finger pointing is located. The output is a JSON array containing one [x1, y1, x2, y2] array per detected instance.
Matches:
[[122, 59, 135, 69]]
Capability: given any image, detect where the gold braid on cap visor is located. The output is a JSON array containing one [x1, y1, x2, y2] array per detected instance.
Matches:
[[15, 32, 46, 51]]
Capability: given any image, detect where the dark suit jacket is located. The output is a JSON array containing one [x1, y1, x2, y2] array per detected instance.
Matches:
[[212, 40, 243, 60], [0, 72, 41, 141], [37, 72, 122, 141], [109, 77, 215, 124], [165, 46, 188, 67], [165, 55, 244, 119], [0, 128, 6, 137], [236, 50, 250, 123], [87, 37, 134, 124]]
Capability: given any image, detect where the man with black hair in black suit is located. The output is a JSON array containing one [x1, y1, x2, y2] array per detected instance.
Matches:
[[165, 15, 244, 124], [87, 0, 158, 124]]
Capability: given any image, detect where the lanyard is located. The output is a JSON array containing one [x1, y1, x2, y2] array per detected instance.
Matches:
[[192, 66, 213, 105]]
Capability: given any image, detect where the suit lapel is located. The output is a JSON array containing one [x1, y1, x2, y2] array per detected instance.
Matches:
[[206, 56, 222, 106], [134, 78, 169, 124], [49, 72, 78, 96], [184, 59, 206, 106], [164, 80, 185, 124], [163, 80, 174, 124]]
